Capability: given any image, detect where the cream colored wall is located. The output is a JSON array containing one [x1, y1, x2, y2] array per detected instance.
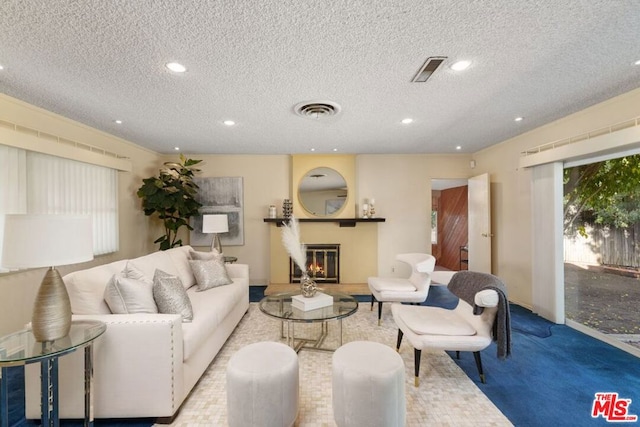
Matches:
[[473, 87, 640, 309], [356, 154, 474, 277], [0, 95, 161, 335]]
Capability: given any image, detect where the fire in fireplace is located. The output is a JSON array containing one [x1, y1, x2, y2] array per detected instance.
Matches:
[[290, 244, 340, 283]]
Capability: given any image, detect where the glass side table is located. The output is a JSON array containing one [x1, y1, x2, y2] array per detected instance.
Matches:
[[0, 320, 106, 427]]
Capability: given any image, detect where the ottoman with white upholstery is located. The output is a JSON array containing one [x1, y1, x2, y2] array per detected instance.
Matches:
[[332, 341, 405, 427], [226, 341, 299, 427]]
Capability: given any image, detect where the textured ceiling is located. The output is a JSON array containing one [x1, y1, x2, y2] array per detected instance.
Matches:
[[0, 1, 638, 155]]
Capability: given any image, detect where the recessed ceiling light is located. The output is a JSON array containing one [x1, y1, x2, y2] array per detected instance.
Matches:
[[456, 146, 462, 150], [223, 120, 236, 126], [515, 116, 524, 122], [333, 148, 338, 152], [635, 59, 640, 66], [114, 120, 122, 124], [310, 148, 316, 152], [0, 65, 4, 70], [451, 60, 471, 71], [401, 118, 414, 124], [165, 62, 186, 73], [174, 147, 180, 151]]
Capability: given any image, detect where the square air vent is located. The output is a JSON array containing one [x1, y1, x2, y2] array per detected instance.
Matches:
[[411, 56, 447, 83]]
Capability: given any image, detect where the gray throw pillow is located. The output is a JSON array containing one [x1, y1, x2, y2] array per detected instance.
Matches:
[[152, 269, 193, 322], [104, 273, 158, 314], [189, 257, 234, 291]]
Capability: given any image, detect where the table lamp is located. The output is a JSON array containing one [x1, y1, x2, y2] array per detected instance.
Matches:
[[202, 214, 228, 254], [1, 214, 93, 342]]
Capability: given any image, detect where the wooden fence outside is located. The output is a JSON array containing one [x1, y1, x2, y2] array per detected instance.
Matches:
[[564, 222, 640, 268]]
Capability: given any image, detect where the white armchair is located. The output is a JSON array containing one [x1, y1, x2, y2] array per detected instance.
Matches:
[[367, 253, 436, 325], [391, 270, 511, 386]]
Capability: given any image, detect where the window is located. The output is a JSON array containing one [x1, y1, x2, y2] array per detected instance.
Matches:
[[0, 145, 118, 265]]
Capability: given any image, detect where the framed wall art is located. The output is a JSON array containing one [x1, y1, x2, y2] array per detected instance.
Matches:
[[190, 177, 244, 247]]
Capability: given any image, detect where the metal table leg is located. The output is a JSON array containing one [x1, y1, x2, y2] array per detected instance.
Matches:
[[41, 357, 59, 427], [0, 367, 8, 427], [84, 344, 95, 427]]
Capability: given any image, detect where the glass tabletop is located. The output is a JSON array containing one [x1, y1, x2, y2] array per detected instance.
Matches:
[[0, 320, 106, 366], [259, 291, 359, 322]]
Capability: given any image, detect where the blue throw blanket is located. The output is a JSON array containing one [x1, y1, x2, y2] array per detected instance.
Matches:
[[447, 271, 512, 359]]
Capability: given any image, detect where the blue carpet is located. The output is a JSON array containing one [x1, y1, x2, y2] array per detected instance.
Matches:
[[7, 286, 639, 426], [426, 289, 640, 427]]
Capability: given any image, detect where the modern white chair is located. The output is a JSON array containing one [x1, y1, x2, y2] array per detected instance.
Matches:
[[391, 270, 511, 386], [368, 253, 436, 325]]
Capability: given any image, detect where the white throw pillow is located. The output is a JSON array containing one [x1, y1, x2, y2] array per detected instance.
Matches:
[[122, 261, 152, 284], [104, 273, 158, 314], [152, 269, 193, 322]]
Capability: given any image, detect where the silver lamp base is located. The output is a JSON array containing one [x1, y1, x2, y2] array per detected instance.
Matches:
[[211, 234, 223, 254], [32, 267, 72, 342]]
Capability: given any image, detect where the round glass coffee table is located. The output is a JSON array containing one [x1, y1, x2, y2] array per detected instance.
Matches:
[[259, 291, 358, 352]]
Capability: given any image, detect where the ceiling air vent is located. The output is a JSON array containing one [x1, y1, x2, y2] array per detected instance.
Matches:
[[411, 56, 447, 83], [294, 101, 341, 120]]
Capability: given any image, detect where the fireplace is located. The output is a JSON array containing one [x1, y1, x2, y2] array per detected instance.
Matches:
[[290, 244, 340, 283]]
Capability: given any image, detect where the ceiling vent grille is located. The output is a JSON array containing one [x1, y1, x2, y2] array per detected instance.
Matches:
[[411, 56, 447, 83], [294, 101, 341, 119]]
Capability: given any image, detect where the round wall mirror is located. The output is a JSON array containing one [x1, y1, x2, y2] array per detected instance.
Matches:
[[298, 167, 348, 217]]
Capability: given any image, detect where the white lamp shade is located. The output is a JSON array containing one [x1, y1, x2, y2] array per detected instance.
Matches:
[[202, 214, 229, 233], [1, 214, 94, 269]]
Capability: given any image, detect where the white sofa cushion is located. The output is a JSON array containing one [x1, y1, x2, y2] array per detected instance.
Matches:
[[129, 246, 195, 290], [65, 259, 128, 314], [181, 279, 247, 360], [103, 273, 157, 314], [153, 269, 193, 322], [399, 306, 476, 336]]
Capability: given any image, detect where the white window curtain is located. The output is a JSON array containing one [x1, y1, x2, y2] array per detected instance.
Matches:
[[0, 146, 28, 270], [26, 151, 119, 255], [531, 162, 564, 323], [0, 146, 118, 260]]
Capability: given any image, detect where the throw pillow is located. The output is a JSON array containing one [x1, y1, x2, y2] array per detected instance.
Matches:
[[122, 261, 152, 284], [189, 257, 234, 291], [104, 273, 158, 314], [189, 249, 220, 261], [152, 269, 193, 322]]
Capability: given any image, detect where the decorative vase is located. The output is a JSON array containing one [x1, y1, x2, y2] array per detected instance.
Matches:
[[282, 199, 293, 219], [300, 273, 317, 298]]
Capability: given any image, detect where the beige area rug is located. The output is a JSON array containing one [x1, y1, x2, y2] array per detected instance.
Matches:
[[158, 303, 512, 426]]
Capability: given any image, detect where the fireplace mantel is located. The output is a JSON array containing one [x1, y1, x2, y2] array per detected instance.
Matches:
[[264, 218, 385, 228]]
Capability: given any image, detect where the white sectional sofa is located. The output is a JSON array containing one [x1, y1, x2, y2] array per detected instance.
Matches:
[[25, 245, 250, 421]]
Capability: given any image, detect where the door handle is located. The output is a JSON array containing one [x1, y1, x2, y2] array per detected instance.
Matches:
[[481, 233, 494, 237]]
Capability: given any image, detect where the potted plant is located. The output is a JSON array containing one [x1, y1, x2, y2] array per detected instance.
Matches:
[[137, 154, 203, 250]]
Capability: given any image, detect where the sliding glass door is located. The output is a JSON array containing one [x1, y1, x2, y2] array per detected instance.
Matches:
[[563, 155, 640, 350]]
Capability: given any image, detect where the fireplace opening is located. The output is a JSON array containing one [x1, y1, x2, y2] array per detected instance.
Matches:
[[290, 244, 340, 283]]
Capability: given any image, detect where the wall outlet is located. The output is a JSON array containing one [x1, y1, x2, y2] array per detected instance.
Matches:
[[391, 266, 395, 273]]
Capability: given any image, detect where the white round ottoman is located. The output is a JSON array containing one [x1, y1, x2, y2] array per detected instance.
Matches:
[[332, 341, 405, 427], [226, 341, 299, 427]]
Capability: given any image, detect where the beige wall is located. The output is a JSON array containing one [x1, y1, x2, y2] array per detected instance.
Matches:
[[473, 87, 640, 309], [0, 95, 161, 335]]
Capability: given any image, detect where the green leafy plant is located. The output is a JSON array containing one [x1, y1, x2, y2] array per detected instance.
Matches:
[[137, 154, 203, 250]]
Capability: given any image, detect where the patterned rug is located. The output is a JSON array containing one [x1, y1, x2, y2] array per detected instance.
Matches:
[[159, 303, 512, 426]]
